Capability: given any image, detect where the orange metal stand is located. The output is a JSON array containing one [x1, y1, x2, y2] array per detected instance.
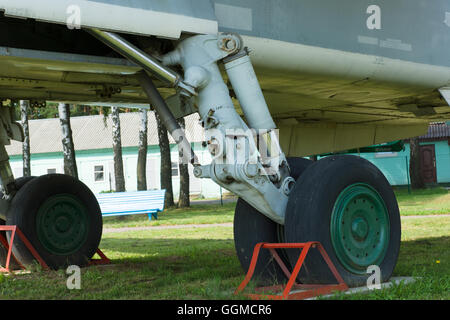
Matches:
[[89, 248, 111, 266], [235, 242, 348, 300], [0, 225, 110, 273], [0, 225, 49, 272]]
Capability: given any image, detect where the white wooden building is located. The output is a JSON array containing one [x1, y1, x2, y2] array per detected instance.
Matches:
[[5, 112, 224, 198]]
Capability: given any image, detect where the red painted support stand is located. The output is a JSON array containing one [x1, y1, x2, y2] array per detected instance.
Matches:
[[0, 225, 48, 272], [0, 225, 110, 273], [235, 242, 348, 300], [89, 249, 111, 266]]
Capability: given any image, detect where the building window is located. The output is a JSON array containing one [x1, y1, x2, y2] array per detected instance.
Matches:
[[94, 165, 104, 182], [171, 162, 179, 177], [47, 168, 57, 174]]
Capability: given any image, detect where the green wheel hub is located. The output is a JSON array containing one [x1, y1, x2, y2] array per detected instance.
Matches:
[[330, 183, 390, 274], [36, 194, 89, 255]]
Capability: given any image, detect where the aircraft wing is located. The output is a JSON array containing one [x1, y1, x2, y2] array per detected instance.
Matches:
[[0, 0, 218, 39]]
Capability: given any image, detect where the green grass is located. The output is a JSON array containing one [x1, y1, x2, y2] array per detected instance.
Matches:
[[102, 203, 236, 229], [0, 226, 242, 300], [0, 216, 448, 300], [394, 187, 450, 216], [0, 188, 448, 300]]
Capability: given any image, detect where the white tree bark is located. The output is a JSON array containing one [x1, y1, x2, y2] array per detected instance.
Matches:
[[137, 109, 148, 191], [111, 107, 125, 192], [58, 103, 78, 178], [177, 117, 190, 208]]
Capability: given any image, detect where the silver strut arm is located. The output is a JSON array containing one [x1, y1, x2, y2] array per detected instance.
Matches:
[[163, 35, 294, 225], [86, 28, 196, 97], [86, 28, 199, 167]]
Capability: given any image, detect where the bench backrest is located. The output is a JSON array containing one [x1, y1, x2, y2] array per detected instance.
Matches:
[[95, 190, 166, 216]]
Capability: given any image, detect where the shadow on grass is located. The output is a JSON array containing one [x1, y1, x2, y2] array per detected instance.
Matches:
[[394, 236, 449, 277], [99, 235, 449, 282], [1, 236, 447, 300], [98, 237, 241, 278]]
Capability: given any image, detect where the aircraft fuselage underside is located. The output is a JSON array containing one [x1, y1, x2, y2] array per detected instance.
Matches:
[[0, 0, 448, 157]]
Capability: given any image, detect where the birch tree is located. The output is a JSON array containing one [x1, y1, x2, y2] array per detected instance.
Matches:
[[111, 107, 126, 192], [58, 103, 78, 178], [137, 109, 148, 191], [20, 100, 31, 177], [177, 117, 190, 208], [155, 112, 174, 207]]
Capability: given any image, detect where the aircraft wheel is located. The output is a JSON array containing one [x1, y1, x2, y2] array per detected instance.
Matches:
[[0, 176, 36, 269], [285, 155, 401, 287], [233, 157, 312, 285], [6, 174, 102, 270]]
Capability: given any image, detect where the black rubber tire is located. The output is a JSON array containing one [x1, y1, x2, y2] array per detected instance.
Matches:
[[6, 174, 103, 270], [0, 176, 36, 269], [234, 199, 287, 285], [286, 157, 313, 180], [285, 155, 401, 287], [233, 157, 313, 285]]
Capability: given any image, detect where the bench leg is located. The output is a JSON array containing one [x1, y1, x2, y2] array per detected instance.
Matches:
[[147, 212, 158, 221]]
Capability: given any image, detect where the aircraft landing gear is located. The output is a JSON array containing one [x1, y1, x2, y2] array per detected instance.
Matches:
[[86, 30, 401, 287], [4, 174, 103, 270], [284, 155, 401, 287]]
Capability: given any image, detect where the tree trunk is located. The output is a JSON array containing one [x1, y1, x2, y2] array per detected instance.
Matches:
[[20, 100, 31, 177], [58, 103, 78, 178], [111, 107, 126, 192], [409, 137, 425, 190], [155, 112, 175, 207], [137, 109, 148, 191], [177, 117, 190, 208]]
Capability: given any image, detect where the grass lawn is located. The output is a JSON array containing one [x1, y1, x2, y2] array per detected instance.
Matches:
[[394, 187, 450, 216], [101, 187, 450, 230], [0, 215, 448, 300], [102, 203, 236, 229]]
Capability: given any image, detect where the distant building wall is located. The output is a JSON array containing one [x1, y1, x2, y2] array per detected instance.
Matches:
[[9, 136, 449, 194], [343, 140, 450, 186], [435, 140, 450, 183], [9, 143, 225, 198]]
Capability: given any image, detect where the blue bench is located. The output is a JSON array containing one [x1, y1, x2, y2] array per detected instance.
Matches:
[[95, 190, 166, 220]]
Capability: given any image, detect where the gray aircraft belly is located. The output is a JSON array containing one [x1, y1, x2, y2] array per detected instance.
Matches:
[[213, 0, 450, 68], [2, 0, 449, 68]]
